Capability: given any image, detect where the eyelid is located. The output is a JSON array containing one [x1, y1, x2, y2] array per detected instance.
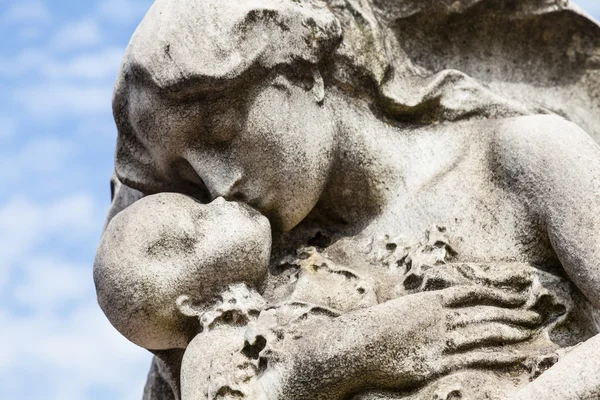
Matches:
[[271, 75, 293, 94], [203, 97, 244, 143], [205, 111, 241, 143]]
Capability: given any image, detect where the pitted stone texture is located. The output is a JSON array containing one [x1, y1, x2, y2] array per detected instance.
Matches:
[[94, 193, 271, 350], [96, 0, 600, 399]]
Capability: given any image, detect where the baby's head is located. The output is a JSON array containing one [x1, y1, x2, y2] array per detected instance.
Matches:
[[94, 193, 271, 350]]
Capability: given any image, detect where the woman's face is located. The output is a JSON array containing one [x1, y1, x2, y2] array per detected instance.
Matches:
[[127, 74, 337, 231]]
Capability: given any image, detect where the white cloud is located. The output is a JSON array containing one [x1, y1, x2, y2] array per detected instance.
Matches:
[[76, 118, 118, 140], [0, 197, 50, 264], [42, 47, 125, 80], [0, 193, 100, 265], [0, 162, 148, 400], [45, 193, 99, 237], [0, 196, 151, 399], [0, 46, 124, 81], [17, 25, 47, 41], [14, 83, 113, 119], [0, 116, 16, 139], [0, 2, 155, 399], [0, 302, 151, 400], [15, 137, 76, 173], [0, 48, 51, 78], [97, 0, 153, 24], [12, 257, 91, 312], [1, 1, 52, 25], [0, 137, 76, 188], [51, 19, 103, 51], [0, 264, 9, 292]]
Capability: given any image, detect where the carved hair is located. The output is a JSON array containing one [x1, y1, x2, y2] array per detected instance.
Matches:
[[113, 0, 600, 192], [113, 0, 343, 192]]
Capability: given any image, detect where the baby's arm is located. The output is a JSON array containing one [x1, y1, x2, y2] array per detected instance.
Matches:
[[493, 115, 600, 398], [180, 284, 269, 400], [94, 193, 271, 350]]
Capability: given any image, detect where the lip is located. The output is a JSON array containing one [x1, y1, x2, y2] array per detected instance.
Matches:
[[221, 185, 287, 230], [220, 179, 267, 210], [216, 187, 268, 215], [243, 195, 270, 215], [211, 195, 270, 222]]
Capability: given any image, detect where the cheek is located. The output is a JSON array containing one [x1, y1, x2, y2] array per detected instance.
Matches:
[[241, 85, 335, 228], [245, 84, 334, 175], [283, 113, 334, 184]]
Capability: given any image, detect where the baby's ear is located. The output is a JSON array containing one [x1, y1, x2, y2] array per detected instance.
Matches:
[[176, 295, 201, 318]]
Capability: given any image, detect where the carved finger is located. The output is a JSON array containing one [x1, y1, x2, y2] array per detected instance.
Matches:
[[447, 306, 542, 329], [421, 263, 534, 293], [441, 349, 528, 374], [454, 263, 534, 291], [445, 322, 535, 353], [443, 286, 527, 308], [420, 267, 471, 291]]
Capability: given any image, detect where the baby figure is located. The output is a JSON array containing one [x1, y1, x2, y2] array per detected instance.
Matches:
[[95, 191, 377, 399], [95, 192, 562, 400], [94, 193, 272, 351]]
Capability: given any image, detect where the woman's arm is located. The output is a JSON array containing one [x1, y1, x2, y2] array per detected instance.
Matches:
[[494, 115, 600, 398], [256, 286, 539, 400], [493, 115, 600, 309]]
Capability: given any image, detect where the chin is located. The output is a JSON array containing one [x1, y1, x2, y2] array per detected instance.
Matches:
[[256, 189, 321, 232], [269, 204, 315, 232], [264, 212, 296, 232]]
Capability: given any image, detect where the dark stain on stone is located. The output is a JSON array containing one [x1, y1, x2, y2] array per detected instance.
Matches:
[[146, 234, 198, 257]]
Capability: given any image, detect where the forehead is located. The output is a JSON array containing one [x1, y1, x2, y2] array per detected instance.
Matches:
[[125, 0, 254, 93], [121, 0, 340, 93]]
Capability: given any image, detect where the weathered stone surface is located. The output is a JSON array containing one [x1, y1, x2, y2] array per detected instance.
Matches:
[[95, 193, 271, 350], [95, 0, 600, 399]]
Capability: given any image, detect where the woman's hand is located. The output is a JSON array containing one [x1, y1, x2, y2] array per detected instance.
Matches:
[[260, 284, 542, 400], [400, 285, 540, 379]]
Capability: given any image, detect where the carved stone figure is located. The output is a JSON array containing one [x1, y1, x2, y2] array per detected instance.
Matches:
[[94, 1, 600, 399]]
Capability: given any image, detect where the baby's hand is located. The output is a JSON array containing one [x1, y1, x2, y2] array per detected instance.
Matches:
[[94, 193, 271, 350]]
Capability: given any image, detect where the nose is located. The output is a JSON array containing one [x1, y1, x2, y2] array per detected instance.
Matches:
[[186, 158, 244, 201], [203, 174, 244, 201]]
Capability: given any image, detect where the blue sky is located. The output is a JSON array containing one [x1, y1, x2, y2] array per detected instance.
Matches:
[[0, 1, 153, 399], [0, 1, 599, 399]]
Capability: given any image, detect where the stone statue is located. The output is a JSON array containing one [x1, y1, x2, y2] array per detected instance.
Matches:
[[94, 0, 600, 398]]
